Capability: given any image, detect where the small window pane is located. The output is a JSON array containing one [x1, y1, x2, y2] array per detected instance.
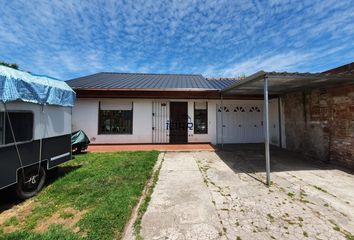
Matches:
[[99, 110, 133, 134], [194, 108, 208, 134], [4, 112, 33, 144]]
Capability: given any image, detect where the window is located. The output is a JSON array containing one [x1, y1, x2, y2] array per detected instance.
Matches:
[[194, 102, 208, 134], [0, 111, 34, 145], [98, 102, 133, 134]]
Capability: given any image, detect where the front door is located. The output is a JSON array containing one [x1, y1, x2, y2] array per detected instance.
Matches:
[[170, 102, 188, 143]]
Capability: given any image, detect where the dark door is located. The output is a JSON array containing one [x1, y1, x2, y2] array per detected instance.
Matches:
[[170, 102, 188, 144]]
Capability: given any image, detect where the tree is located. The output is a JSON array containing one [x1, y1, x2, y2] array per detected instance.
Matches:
[[0, 61, 19, 70]]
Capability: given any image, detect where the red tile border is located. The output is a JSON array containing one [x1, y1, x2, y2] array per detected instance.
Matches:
[[87, 143, 216, 152]]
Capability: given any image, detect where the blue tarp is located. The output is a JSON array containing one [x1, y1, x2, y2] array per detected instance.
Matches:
[[0, 66, 75, 107]]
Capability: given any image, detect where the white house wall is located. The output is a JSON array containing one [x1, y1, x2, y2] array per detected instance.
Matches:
[[72, 98, 281, 145], [187, 101, 217, 144], [72, 99, 153, 144], [269, 98, 280, 146]]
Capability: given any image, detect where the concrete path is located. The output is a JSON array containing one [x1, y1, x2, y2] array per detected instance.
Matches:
[[141, 152, 223, 240], [141, 151, 354, 240]]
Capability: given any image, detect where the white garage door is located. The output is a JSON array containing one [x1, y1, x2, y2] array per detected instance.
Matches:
[[217, 101, 280, 144], [217, 102, 264, 143]]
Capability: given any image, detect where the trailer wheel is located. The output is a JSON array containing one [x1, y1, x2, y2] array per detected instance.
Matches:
[[15, 166, 46, 200]]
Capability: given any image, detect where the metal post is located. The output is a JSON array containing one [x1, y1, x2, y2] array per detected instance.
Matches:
[[264, 77, 271, 186], [221, 94, 224, 149]]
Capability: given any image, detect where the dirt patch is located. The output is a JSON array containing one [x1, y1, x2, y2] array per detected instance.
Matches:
[[0, 202, 87, 235], [0, 199, 34, 226], [35, 207, 87, 234]]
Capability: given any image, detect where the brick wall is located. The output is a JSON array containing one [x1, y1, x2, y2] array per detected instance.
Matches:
[[282, 85, 354, 169]]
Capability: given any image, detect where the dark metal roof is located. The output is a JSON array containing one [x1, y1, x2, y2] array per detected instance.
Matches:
[[206, 78, 241, 90], [222, 71, 354, 95], [322, 62, 354, 74], [67, 72, 238, 91]]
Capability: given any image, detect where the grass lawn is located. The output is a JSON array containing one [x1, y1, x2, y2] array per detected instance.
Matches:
[[0, 151, 159, 240]]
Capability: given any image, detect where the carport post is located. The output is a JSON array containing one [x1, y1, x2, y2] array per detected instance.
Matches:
[[264, 77, 271, 186]]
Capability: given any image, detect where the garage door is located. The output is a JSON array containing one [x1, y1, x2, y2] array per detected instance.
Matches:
[[217, 102, 264, 143]]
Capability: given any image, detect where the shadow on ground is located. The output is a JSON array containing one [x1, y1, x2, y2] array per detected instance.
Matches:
[[0, 165, 81, 214], [215, 143, 353, 176]]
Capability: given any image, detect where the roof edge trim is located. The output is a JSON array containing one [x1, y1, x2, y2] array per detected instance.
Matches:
[[221, 71, 266, 93], [72, 88, 220, 92]]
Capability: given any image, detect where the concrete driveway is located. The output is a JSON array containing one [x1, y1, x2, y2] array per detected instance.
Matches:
[[141, 145, 354, 240]]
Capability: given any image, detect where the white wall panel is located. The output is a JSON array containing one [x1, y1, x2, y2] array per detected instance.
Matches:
[[3, 101, 71, 140], [269, 98, 280, 146], [72, 99, 152, 144]]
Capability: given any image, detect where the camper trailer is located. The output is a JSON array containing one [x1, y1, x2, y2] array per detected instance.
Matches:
[[0, 66, 76, 199]]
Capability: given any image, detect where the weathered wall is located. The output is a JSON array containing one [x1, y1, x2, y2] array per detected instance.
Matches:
[[283, 85, 354, 169]]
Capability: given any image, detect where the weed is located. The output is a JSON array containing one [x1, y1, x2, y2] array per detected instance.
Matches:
[[267, 213, 274, 221], [59, 211, 75, 219], [3, 216, 19, 227], [134, 155, 163, 239], [287, 192, 295, 197], [313, 185, 328, 193], [333, 226, 340, 231]]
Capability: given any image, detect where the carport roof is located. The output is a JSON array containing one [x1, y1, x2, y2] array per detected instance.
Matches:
[[222, 71, 354, 95]]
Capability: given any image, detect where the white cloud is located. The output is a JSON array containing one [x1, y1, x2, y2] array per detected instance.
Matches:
[[0, 0, 353, 79], [203, 45, 354, 77]]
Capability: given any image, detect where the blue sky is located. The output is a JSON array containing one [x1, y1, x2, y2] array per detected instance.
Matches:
[[0, 0, 353, 80]]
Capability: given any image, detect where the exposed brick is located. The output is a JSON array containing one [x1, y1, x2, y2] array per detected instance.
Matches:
[[283, 84, 354, 170]]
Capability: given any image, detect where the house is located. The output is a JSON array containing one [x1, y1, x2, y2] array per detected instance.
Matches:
[[67, 62, 354, 169], [67, 73, 282, 146]]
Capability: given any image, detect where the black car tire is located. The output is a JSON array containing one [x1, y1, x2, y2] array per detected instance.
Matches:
[[15, 166, 46, 200]]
